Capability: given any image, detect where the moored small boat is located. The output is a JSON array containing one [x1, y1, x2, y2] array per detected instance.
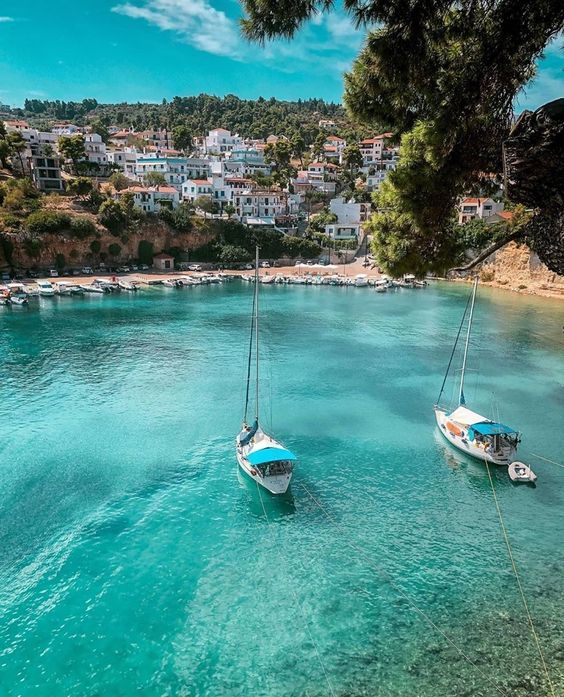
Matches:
[[36, 280, 55, 296], [508, 461, 537, 484]]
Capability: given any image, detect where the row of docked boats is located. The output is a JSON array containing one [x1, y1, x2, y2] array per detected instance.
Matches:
[[241, 272, 428, 288], [159, 274, 224, 287]]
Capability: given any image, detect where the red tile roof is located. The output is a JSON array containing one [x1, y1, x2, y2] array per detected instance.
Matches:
[[496, 210, 513, 220]]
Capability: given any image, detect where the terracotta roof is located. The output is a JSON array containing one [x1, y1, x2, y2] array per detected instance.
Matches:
[[327, 135, 344, 141], [360, 133, 393, 144], [121, 186, 178, 195], [496, 210, 513, 220], [4, 120, 29, 127], [153, 253, 174, 260], [190, 179, 211, 186], [461, 197, 490, 205]]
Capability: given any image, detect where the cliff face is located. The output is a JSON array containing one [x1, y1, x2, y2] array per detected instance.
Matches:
[[5, 220, 215, 270], [479, 242, 564, 298]]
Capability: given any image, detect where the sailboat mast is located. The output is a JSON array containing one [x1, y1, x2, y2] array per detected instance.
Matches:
[[459, 276, 478, 405], [255, 245, 259, 421]]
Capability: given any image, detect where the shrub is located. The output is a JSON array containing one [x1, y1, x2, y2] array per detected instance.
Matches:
[[0, 213, 22, 232], [23, 237, 43, 259], [89, 239, 101, 254], [138, 240, 154, 264], [0, 234, 14, 264], [27, 210, 71, 234], [70, 217, 97, 239], [55, 253, 66, 271], [108, 242, 122, 257], [220, 245, 252, 264]]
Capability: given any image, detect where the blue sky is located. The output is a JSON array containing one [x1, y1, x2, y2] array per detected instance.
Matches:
[[0, 0, 561, 110]]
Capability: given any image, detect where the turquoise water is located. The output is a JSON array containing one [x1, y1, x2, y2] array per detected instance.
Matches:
[[0, 282, 563, 697]]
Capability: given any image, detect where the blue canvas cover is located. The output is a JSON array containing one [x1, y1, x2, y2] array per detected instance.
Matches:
[[239, 419, 258, 446], [470, 422, 517, 436], [246, 447, 297, 466]]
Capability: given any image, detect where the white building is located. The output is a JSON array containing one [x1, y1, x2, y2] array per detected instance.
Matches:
[[31, 148, 64, 192], [233, 189, 287, 221], [113, 185, 179, 213], [324, 197, 367, 241], [52, 123, 81, 135], [359, 133, 393, 167], [107, 148, 138, 178], [138, 129, 172, 150], [84, 133, 108, 165], [182, 179, 213, 202], [205, 128, 243, 155], [134, 156, 210, 190], [458, 197, 504, 224]]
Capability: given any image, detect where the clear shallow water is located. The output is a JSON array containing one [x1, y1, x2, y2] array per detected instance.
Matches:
[[0, 282, 563, 697]]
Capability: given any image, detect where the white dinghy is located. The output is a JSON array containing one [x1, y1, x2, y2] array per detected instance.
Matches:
[[508, 461, 537, 484]]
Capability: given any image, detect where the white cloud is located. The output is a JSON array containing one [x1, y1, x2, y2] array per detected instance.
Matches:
[[112, 0, 242, 59], [0, 16, 15, 22]]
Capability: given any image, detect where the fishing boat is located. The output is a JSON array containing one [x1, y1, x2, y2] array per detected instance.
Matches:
[[118, 280, 138, 291], [236, 246, 297, 495], [54, 281, 72, 295], [354, 274, 369, 287], [508, 461, 537, 484], [10, 294, 28, 306], [80, 282, 105, 294], [434, 278, 520, 466]]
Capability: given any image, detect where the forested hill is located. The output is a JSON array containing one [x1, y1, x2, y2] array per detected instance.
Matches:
[[8, 94, 373, 141]]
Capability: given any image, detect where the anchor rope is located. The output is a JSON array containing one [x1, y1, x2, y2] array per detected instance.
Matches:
[[526, 452, 564, 470], [298, 481, 509, 697], [255, 482, 337, 697], [482, 456, 556, 697]]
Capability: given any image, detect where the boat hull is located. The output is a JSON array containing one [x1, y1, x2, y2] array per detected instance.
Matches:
[[435, 408, 515, 466], [236, 448, 292, 495]]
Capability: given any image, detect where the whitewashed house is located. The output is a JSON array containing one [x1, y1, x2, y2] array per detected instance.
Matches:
[[205, 128, 243, 155], [233, 189, 287, 222], [107, 148, 138, 178], [134, 156, 210, 191], [182, 179, 213, 202], [458, 197, 504, 224], [84, 133, 108, 165], [359, 133, 393, 167], [325, 197, 366, 241], [112, 185, 179, 213]]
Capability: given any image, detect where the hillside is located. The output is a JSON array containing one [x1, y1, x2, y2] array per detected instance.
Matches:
[[6, 94, 380, 143]]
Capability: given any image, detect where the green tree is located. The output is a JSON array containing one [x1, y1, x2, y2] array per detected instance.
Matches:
[[195, 196, 214, 219], [89, 239, 101, 254], [172, 125, 192, 151], [343, 144, 363, 174], [290, 133, 306, 167], [108, 242, 122, 258], [68, 177, 94, 201], [70, 217, 97, 239], [144, 171, 167, 187], [220, 244, 252, 264], [109, 171, 130, 191], [224, 203, 236, 219], [98, 198, 126, 234], [55, 253, 66, 272], [23, 237, 43, 259], [58, 135, 86, 174], [137, 240, 154, 264], [240, 0, 564, 274], [312, 132, 326, 161], [6, 132, 28, 175], [0, 140, 10, 169], [89, 119, 110, 144]]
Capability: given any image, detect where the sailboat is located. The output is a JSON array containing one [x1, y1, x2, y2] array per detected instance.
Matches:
[[434, 277, 520, 466], [236, 246, 297, 494]]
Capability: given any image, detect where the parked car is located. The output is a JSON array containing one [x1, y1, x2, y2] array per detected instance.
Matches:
[[49, 269, 59, 277], [81, 266, 93, 275], [294, 259, 303, 266], [139, 264, 149, 271], [130, 265, 139, 271], [245, 263, 253, 270], [260, 261, 270, 268], [117, 266, 130, 273], [188, 264, 202, 272]]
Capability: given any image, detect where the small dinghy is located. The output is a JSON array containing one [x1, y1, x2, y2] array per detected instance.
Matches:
[[508, 461, 537, 484]]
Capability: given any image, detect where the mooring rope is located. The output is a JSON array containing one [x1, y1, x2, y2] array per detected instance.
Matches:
[[255, 482, 337, 697], [298, 481, 509, 696], [482, 456, 556, 697], [527, 452, 564, 470]]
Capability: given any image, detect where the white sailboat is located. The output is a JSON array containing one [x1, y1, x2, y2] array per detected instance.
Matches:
[[434, 278, 520, 466], [236, 246, 297, 495]]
